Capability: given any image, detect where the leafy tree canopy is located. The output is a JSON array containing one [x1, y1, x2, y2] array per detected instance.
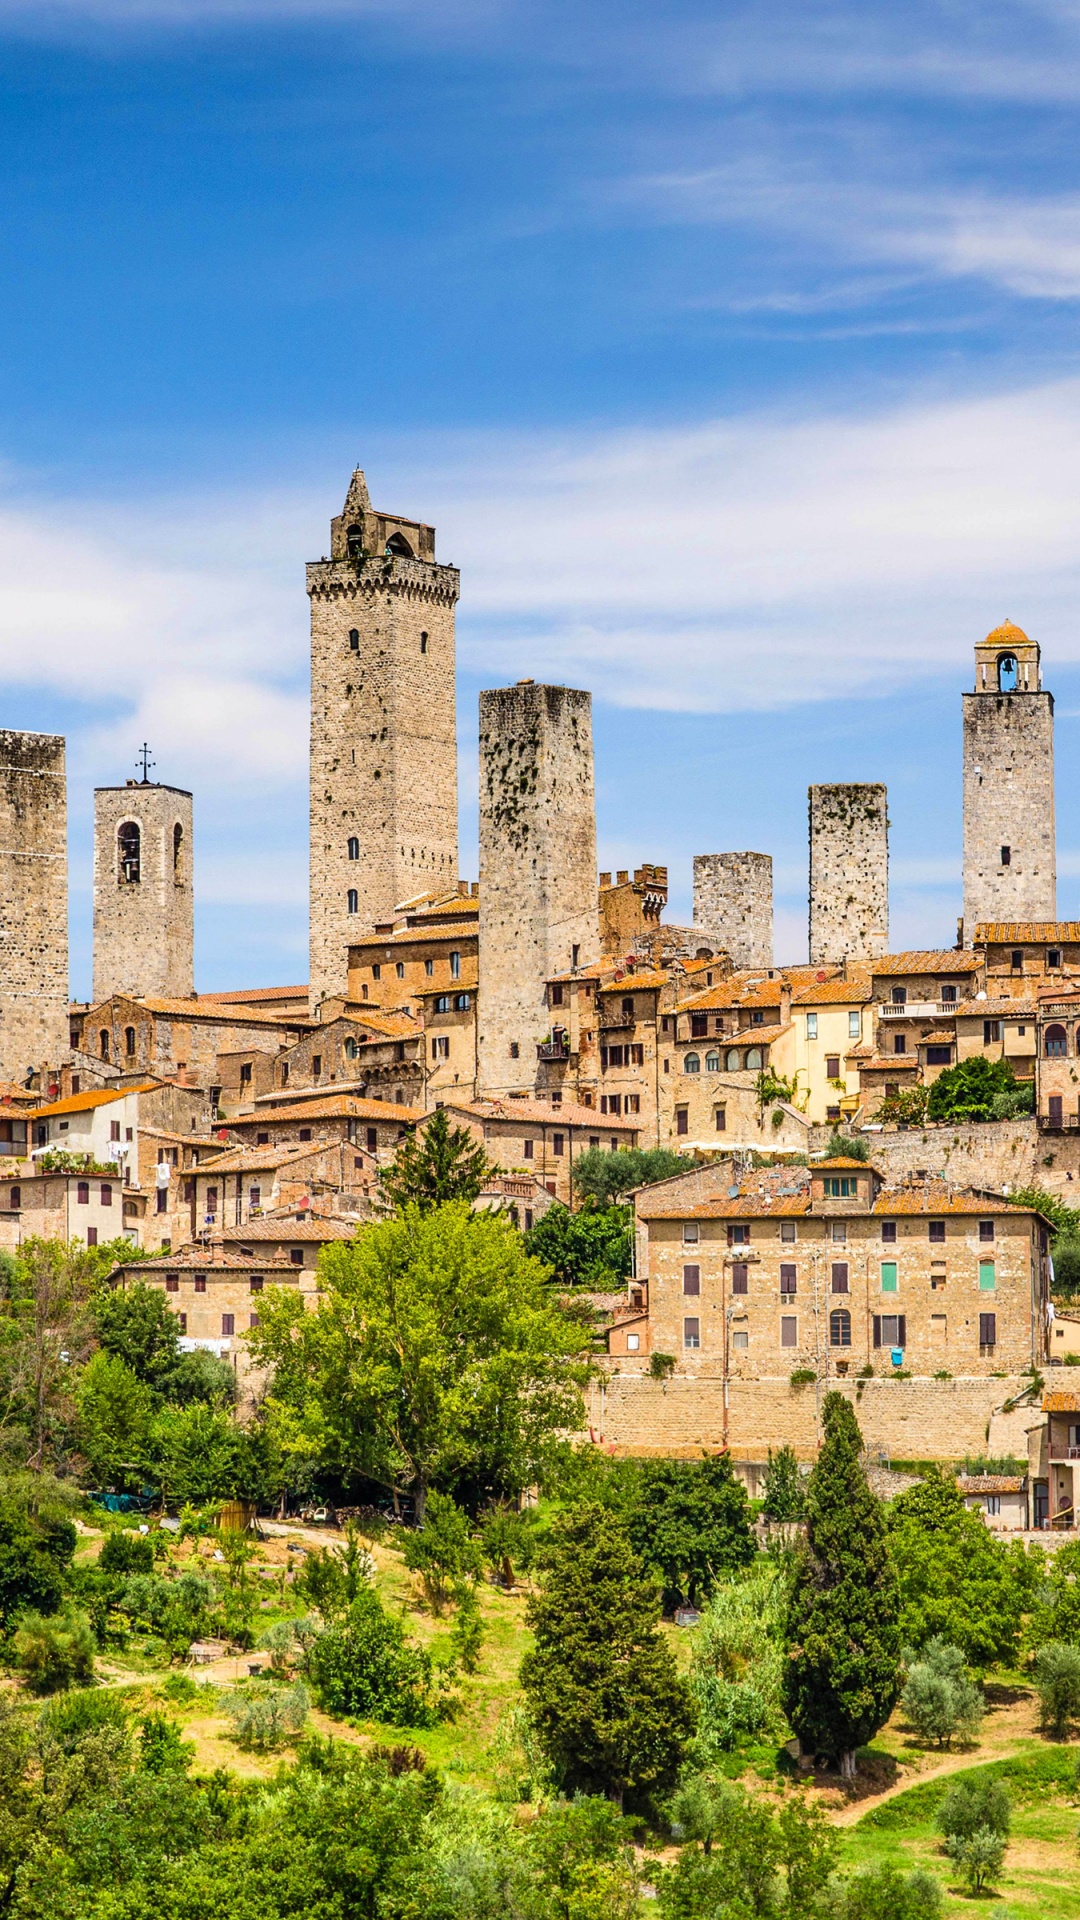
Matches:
[[761, 1444, 806, 1523], [571, 1146, 685, 1206], [885, 1470, 1030, 1668], [380, 1106, 492, 1212], [926, 1055, 1032, 1123], [149, 1402, 276, 1507], [251, 1202, 591, 1518], [615, 1454, 756, 1610], [523, 1202, 633, 1288]]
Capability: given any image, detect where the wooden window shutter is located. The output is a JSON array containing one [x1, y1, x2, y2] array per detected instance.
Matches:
[[872, 1315, 882, 1348]]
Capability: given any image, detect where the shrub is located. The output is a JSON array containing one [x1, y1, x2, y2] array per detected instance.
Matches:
[[688, 1565, 786, 1751], [224, 1680, 310, 1751], [307, 1588, 439, 1726], [761, 1445, 805, 1523], [926, 1056, 1027, 1124], [480, 1503, 536, 1589], [1034, 1639, 1080, 1737], [901, 1638, 983, 1749], [448, 1581, 484, 1674], [523, 1202, 633, 1287], [935, 1775, 1010, 1843], [402, 1492, 481, 1613], [571, 1146, 686, 1205], [294, 1524, 374, 1621], [38, 1686, 128, 1751], [945, 1826, 1006, 1896], [98, 1529, 154, 1577], [822, 1862, 943, 1918], [616, 1454, 755, 1611], [14, 1606, 95, 1693], [138, 1711, 194, 1773]]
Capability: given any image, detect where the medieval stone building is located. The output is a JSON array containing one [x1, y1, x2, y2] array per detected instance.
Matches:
[[93, 778, 194, 1001], [963, 620, 1055, 938], [0, 730, 68, 1083]]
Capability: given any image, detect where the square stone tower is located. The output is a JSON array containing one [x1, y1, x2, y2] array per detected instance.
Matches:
[[693, 851, 773, 968], [0, 730, 68, 1080], [308, 469, 460, 1012], [808, 783, 888, 964], [93, 779, 194, 1001], [962, 621, 1055, 937], [477, 681, 598, 1095]]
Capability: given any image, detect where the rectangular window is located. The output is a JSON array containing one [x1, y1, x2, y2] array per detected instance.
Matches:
[[1049, 1094, 1064, 1126], [1000, 845, 1011, 866], [110, 1120, 121, 1142], [682, 1265, 700, 1296], [714, 1107, 726, 1132], [873, 1313, 906, 1349], [86, 1227, 98, 1247], [221, 1314, 235, 1337], [194, 1275, 206, 1292], [806, 1012, 818, 1039], [984, 1020, 1001, 1045], [100, 1183, 112, 1207], [626, 1332, 640, 1351], [683, 1222, 699, 1243], [1049, 949, 1062, 969], [156, 1186, 168, 1213], [552, 1134, 564, 1157], [626, 1094, 641, 1113], [240, 1062, 252, 1085], [941, 982, 958, 1003], [731, 1262, 748, 1294], [250, 1275, 264, 1293], [523, 1139, 534, 1160], [780, 1264, 797, 1295], [926, 1221, 945, 1246], [848, 1010, 861, 1039], [249, 1187, 261, 1209], [630, 1045, 644, 1066], [165, 1275, 179, 1293], [780, 1315, 797, 1348], [431, 1036, 449, 1060], [366, 1127, 378, 1151], [979, 1311, 997, 1347], [881, 1221, 897, 1243], [425, 958, 434, 976], [691, 1013, 708, 1037], [450, 952, 461, 979], [250, 1312, 260, 1329], [550, 982, 564, 1006], [830, 1221, 846, 1244], [979, 1219, 995, 1242], [880, 1261, 898, 1292], [290, 1249, 304, 1266], [831, 1262, 849, 1294], [985, 1493, 1001, 1515], [178, 1313, 187, 1333], [312, 1056, 322, 1077], [926, 1046, 952, 1066], [732, 1329, 748, 1350], [676, 1108, 688, 1136], [77, 1181, 89, 1205], [893, 1032, 908, 1054], [728, 1223, 750, 1245], [978, 1260, 996, 1290], [825, 1055, 840, 1079], [607, 1094, 622, 1115], [780, 1219, 797, 1243], [891, 986, 907, 1005], [683, 1317, 700, 1349], [824, 1176, 857, 1197]]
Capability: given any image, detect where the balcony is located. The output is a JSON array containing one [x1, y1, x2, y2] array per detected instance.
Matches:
[[537, 1038, 571, 1062], [879, 1002, 958, 1020], [1050, 1446, 1080, 1461], [1040, 1113, 1080, 1132], [599, 1010, 633, 1030]]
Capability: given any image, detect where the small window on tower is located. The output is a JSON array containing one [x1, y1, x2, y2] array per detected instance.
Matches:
[[420, 632, 428, 654], [1049, 949, 1062, 969], [1001, 845, 1011, 866], [124, 1027, 136, 1056], [349, 628, 360, 650], [173, 822, 183, 878], [117, 820, 141, 884], [348, 837, 360, 861], [347, 889, 359, 914]]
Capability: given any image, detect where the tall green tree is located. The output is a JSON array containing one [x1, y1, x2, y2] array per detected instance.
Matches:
[[782, 1393, 901, 1778], [618, 1454, 755, 1610], [885, 1470, 1029, 1667], [761, 1445, 806, 1523], [250, 1202, 591, 1519], [379, 1107, 492, 1212], [519, 1502, 695, 1808], [75, 1351, 154, 1490], [523, 1202, 633, 1288], [571, 1147, 685, 1206]]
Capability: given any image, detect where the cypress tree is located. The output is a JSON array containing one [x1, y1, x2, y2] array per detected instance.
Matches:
[[781, 1393, 901, 1778]]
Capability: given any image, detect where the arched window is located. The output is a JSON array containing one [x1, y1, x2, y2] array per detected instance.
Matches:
[[385, 531, 413, 558], [124, 1027, 136, 1056], [99, 1029, 110, 1061], [420, 631, 428, 654], [1045, 1023, 1068, 1057], [745, 1048, 763, 1070], [684, 1053, 701, 1074], [998, 652, 1019, 692], [347, 837, 360, 861], [344, 1037, 357, 1060], [396, 961, 405, 979], [347, 889, 359, 915], [346, 525, 365, 558], [8, 1186, 20, 1209], [118, 820, 140, 884], [705, 1050, 720, 1071], [726, 1048, 741, 1071], [172, 822, 183, 880], [829, 1308, 852, 1348], [349, 628, 360, 651]]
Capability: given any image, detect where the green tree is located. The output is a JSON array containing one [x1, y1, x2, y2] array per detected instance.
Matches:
[[75, 1350, 154, 1489], [782, 1393, 901, 1779], [402, 1489, 482, 1612], [1029, 1538, 1080, 1645], [885, 1470, 1028, 1667], [0, 1492, 76, 1629], [14, 1604, 95, 1692], [0, 1238, 98, 1470], [380, 1106, 492, 1212], [524, 1202, 633, 1288], [523, 1795, 642, 1920], [250, 1202, 591, 1519], [307, 1586, 440, 1725], [688, 1564, 787, 1752], [91, 1280, 180, 1389], [520, 1502, 695, 1808], [761, 1444, 806, 1523], [618, 1454, 755, 1610], [657, 1783, 838, 1918], [824, 1863, 944, 1919], [935, 1774, 1011, 1842], [571, 1146, 685, 1206], [148, 1402, 273, 1506], [901, 1638, 983, 1749], [926, 1055, 1030, 1123], [1033, 1640, 1080, 1737]]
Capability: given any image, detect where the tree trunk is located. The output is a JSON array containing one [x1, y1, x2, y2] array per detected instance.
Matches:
[[839, 1749, 857, 1781], [413, 1481, 427, 1525]]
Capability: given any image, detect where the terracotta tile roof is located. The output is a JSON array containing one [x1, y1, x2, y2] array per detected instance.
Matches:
[[1043, 1391, 1080, 1414], [116, 1251, 302, 1273], [872, 951, 981, 976], [350, 921, 478, 949], [639, 1185, 1037, 1221], [219, 1216, 358, 1243], [132, 997, 303, 1029], [198, 986, 309, 1004], [957, 1474, 1025, 1493], [415, 972, 479, 998], [976, 924, 1080, 944], [791, 979, 873, 1004], [816, 1157, 875, 1170], [955, 998, 1037, 1017], [344, 1011, 423, 1037], [676, 982, 783, 1013], [598, 970, 671, 994], [547, 964, 607, 984], [870, 1189, 1035, 1216], [25, 1085, 153, 1119], [679, 1022, 790, 1048], [639, 1193, 811, 1220], [1037, 986, 1080, 1005], [229, 1094, 421, 1126], [192, 1141, 339, 1174], [437, 1097, 638, 1132]]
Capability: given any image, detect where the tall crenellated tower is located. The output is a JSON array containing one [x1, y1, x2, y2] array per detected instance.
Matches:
[[0, 730, 68, 1080], [808, 784, 888, 965], [477, 681, 598, 1095], [93, 778, 194, 1002], [962, 621, 1055, 938], [308, 469, 460, 1012]]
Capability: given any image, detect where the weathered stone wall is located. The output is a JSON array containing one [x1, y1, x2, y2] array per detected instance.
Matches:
[[808, 783, 888, 965], [586, 1368, 1031, 1463], [477, 683, 599, 1095], [851, 1117, 1042, 1192], [963, 690, 1055, 932], [0, 731, 68, 1080], [308, 471, 460, 1011], [93, 784, 194, 1001], [693, 852, 773, 968]]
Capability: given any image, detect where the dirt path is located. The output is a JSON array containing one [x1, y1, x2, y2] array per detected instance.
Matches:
[[829, 1735, 1038, 1827]]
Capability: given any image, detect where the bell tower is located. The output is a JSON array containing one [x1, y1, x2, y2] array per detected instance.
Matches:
[[308, 469, 460, 1012], [962, 621, 1055, 940]]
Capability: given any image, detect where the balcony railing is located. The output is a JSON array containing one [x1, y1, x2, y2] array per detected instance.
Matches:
[[1050, 1446, 1080, 1461], [879, 1002, 958, 1019], [537, 1039, 571, 1062], [599, 1010, 633, 1030], [1041, 1113, 1080, 1131]]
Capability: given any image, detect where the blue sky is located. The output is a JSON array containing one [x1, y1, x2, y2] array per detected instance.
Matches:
[[5, 1, 1080, 989]]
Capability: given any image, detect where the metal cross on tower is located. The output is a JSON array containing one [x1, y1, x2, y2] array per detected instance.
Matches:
[[136, 743, 155, 784]]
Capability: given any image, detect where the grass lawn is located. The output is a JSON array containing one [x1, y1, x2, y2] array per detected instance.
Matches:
[[842, 1747, 1080, 1916]]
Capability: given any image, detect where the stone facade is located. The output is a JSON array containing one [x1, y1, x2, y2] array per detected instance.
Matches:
[[477, 682, 599, 1096], [0, 731, 68, 1081], [693, 852, 773, 969], [93, 782, 194, 1001], [963, 622, 1055, 937], [308, 469, 460, 1012], [808, 783, 888, 965]]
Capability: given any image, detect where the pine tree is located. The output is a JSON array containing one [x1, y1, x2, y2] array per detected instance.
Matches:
[[782, 1393, 901, 1778], [379, 1107, 492, 1212], [520, 1502, 695, 1808]]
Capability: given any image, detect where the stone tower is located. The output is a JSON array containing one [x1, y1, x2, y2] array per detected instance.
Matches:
[[693, 852, 772, 969], [93, 779, 194, 1002], [308, 469, 459, 1011], [962, 621, 1055, 937], [808, 784, 888, 964], [0, 730, 68, 1080], [477, 681, 598, 1095]]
